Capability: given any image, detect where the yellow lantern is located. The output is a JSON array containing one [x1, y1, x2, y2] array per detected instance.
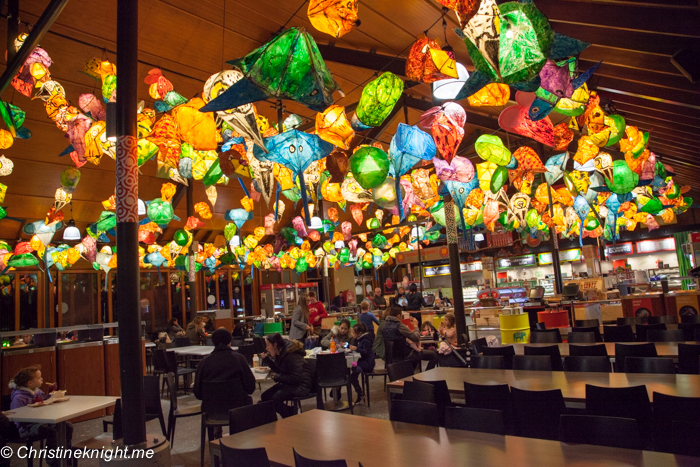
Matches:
[[315, 105, 354, 149], [254, 226, 265, 241], [468, 83, 510, 107]]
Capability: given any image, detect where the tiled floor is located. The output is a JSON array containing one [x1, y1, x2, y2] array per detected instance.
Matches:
[[8, 361, 391, 467]]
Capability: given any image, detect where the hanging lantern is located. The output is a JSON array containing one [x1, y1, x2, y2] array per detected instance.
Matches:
[[316, 105, 354, 149], [468, 83, 510, 107], [355, 72, 404, 127], [349, 146, 390, 190]]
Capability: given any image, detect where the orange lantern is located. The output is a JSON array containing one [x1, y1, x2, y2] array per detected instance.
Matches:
[[405, 36, 457, 84], [315, 105, 354, 149], [194, 202, 213, 220], [468, 83, 510, 107]]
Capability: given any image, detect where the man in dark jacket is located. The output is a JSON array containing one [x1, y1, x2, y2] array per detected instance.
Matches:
[[382, 307, 437, 370], [260, 334, 311, 418], [194, 328, 256, 403], [404, 283, 427, 326]]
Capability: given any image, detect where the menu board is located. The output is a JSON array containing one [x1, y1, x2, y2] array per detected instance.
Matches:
[[461, 262, 483, 272], [605, 242, 633, 256], [537, 248, 582, 265], [497, 255, 537, 269], [636, 237, 675, 254]]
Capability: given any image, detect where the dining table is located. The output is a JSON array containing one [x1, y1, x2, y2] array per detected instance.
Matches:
[[506, 341, 687, 358], [387, 367, 700, 404], [209, 409, 698, 467], [5, 395, 118, 467]]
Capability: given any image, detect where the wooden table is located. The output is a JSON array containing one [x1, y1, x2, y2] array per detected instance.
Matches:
[[6, 396, 118, 467], [507, 342, 686, 357], [209, 410, 697, 467], [388, 367, 700, 403]]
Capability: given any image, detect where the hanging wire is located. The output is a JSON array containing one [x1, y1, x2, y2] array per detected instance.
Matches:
[[279, 0, 307, 33]]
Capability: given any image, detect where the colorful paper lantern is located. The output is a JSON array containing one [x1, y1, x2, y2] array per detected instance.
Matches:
[[475, 135, 511, 166], [315, 105, 354, 149], [308, 0, 360, 38], [468, 83, 510, 107], [406, 37, 457, 84], [419, 103, 466, 164], [349, 146, 390, 190], [355, 72, 404, 127]]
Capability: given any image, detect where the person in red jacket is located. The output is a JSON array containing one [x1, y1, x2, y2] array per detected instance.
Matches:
[[308, 291, 328, 333]]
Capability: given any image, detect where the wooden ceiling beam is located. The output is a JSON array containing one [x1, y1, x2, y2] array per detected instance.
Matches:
[[538, 0, 700, 36], [591, 76, 700, 107], [580, 60, 700, 95]]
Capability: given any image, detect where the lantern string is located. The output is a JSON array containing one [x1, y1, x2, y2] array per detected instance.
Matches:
[[279, 0, 308, 33]]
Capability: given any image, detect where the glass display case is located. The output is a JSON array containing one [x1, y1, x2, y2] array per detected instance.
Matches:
[[648, 267, 681, 291], [539, 278, 555, 296]]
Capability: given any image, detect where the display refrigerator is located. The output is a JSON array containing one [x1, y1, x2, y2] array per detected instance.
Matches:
[[260, 284, 296, 317], [295, 282, 319, 302]]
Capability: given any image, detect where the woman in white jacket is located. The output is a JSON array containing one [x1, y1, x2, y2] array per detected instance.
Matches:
[[290, 293, 313, 341]]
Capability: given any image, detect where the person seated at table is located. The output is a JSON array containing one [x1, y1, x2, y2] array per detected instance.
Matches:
[[9, 365, 72, 467], [166, 317, 185, 340], [437, 287, 452, 307], [260, 333, 311, 418], [308, 291, 328, 334], [404, 283, 427, 326], [359, 301, 379, 337], [202, 315, 215, 334], [382, 307, 437, 370], [349, 323, 375, 404], [232, 320, 249, 339], [438, 313, 458, 346], [194, 328, 255, 438], [370, 287, 387, 310], [420, 321, 438, 341], [330, 291, 345, 312], [360, 294, 376, 312], [186, 316, 207, 345], [321, 318, 352, 349]]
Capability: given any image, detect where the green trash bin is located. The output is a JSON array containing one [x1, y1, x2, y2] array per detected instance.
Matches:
[[264, 322, 283, 335]]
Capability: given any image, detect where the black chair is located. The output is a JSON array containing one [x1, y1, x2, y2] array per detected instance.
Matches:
[[635, 323, 667, 342], [1, 395, 47, 467], [422, 380, 453, 426], [563, 356, 611, 373], [524, 345, 564, 371], [696, 328, 700, 342], [672, 420, 700, 457], [231, 337, 246, 347], [200, 379, 249, 467], [293, 448, 348, 467], [512, 355, 552, 371], [361, 365, 389, 408], [617, 317, 647, 326], [229, 401, 277, 434], [316, 353, 353, 414], [469, 355, 505, 369], [389, 400, 440, 427], [678, 343, 700, 374], [575, 319, 600, 328], [533, 322, 547, 331], [235, 344, 255, 366], [387, 360, 414, 382], [530, 329, 562, 343], [571, 326, 602, 342], [482, 346, 515, 369], [291, 358, 319, 414], [444, 407, 505, 435], [646, 329, 685, 342], [174, 337, 191, 347], [614, 343, 657, 372], [402, 380, 435, 403], [463, 382, 512, 433], [252, 336, 266, 354], [680, 314, 700, 324], [648, 315, 677, 325], [678, 323, 700, 342], [164, 372, 202, 448], [152, 347, 168, 381], [653, 392, 700, 453], [624, 357, 675, 374], [567, 332, 595, 344], [560, 415, 643, 450], [162, 349, 196, 394], [221, 445, 271, 467], [510, 387, 566, 440], [603, 325, 635, 343], [569, 343, 608, 357], [384, 340, 394, 366], [103, 375, 167, 436], [585, 384, 652, 446], [469, 337, 487, 356]]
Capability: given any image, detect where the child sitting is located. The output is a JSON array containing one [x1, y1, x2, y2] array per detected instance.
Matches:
[[9, 365, 73, 467], [348, 323, 375, 404]]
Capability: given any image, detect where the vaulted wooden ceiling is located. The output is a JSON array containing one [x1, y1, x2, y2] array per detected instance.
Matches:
[[0, 0, 698, 244]]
